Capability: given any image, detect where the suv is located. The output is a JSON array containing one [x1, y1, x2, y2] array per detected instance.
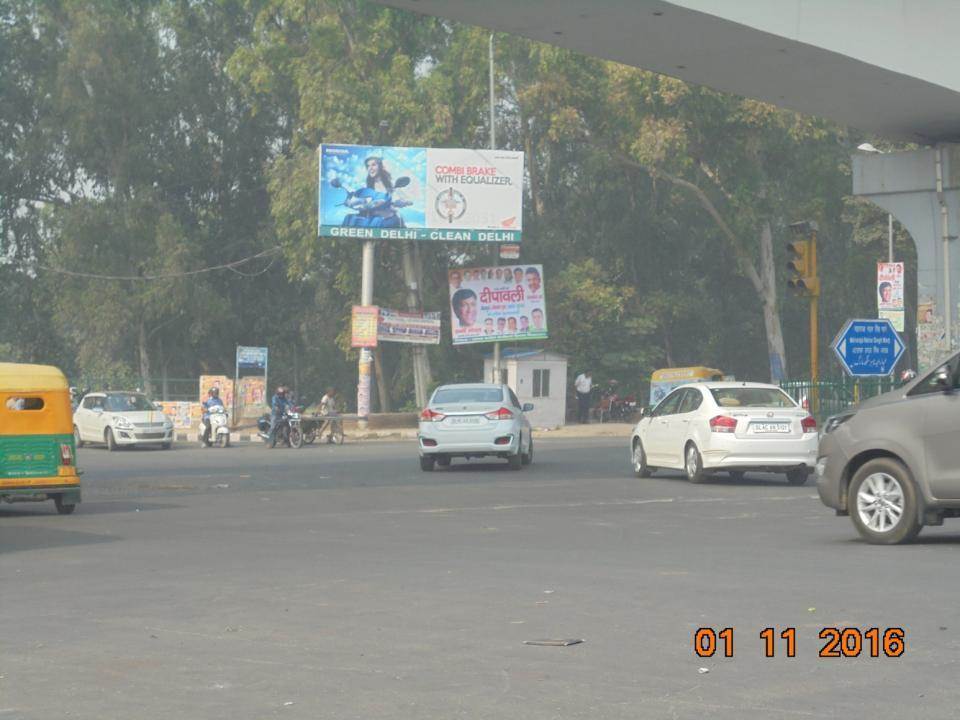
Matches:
[[817, 353, 960, 544]]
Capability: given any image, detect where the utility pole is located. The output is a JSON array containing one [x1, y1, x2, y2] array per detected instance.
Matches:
[[489, 32, 502, 385], [357, 240, 375, 430]]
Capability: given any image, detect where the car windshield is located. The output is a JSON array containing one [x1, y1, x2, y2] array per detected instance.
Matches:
[[432, 387, 503, 404], [710, 387, 796, 408], [105, 394, 155, 412]]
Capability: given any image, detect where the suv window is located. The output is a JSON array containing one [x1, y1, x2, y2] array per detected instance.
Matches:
[[652, 390, 683, 417], [909, 358, 960, 396]]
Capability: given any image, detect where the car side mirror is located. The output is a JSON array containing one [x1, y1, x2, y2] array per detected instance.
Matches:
[[639, 406, 649, 419], [522, 403, 534, 412]]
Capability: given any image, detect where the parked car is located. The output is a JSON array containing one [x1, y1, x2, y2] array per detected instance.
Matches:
[[418, 383, 534, 471], [73, 391, 173, 450], [817, 352, 960, 544], [631, 382, 817, 484]]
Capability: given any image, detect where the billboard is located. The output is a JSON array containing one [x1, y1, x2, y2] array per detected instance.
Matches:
[[448, 265, 547, 345], [318, 144, 523, 242], [378, 308, 441, 345], [351, 306, 379, 348]]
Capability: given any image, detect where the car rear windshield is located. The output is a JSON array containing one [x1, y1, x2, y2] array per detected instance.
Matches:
[[432, 387, 503, 404], [709, 387, 796, 408], [105, 394, 154, 412]]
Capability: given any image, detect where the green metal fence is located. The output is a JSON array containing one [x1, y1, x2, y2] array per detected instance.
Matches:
[[780, 377, 897, 421]]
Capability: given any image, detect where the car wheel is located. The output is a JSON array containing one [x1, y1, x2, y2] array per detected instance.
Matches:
[[420, 455, 436, 472], [106, 427, 118, 452], [437, 456, 451, 468], [54, 495, 76, 515], [632, 439, 651, 478], [847, 458, 922, 545], [507, 445, 523, 470], [522, 437, 534, 466], [74, 425, 85, 449], [684, 443, 708, 483], [786, 468, 810, 486], [161, 442, 172, 450]]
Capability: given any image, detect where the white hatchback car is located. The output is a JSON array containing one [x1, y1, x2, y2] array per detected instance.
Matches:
[[630, 382, 817, 484], [74, 392, 174, 450], [418, 383, 534, 471]]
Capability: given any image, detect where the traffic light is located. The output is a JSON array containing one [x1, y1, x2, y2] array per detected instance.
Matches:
[[786, 223, 819, 296]]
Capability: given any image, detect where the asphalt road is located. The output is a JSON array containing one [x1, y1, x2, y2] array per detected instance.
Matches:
[[2, 438, 959, 720]]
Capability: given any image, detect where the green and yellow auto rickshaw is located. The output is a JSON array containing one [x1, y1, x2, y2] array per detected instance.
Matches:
[[0, 363, 82, 514]]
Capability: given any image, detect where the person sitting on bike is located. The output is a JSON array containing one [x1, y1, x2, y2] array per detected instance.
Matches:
[[201, 387, 225, 444], [268, 385, 290, 446], [319, 387, 342, 443]]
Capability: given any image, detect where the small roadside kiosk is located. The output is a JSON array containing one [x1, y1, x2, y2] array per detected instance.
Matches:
[[483, 349, 568, 429]]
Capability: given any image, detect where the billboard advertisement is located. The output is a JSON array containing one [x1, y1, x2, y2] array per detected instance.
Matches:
[[318, 144, 523, 242], [448, 265, 547, 345], [378, 308, 441, 345]]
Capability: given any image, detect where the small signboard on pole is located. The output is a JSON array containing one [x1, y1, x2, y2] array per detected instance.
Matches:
[[351, 306, 380, 348], [831, 318, 905, 376]]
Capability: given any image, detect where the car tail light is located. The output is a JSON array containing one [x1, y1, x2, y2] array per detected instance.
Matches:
[[709, 415, 737, 433], [484, 407, 514, 420], [420, 408, 446, 422], [801, 415, 817, 433], [421, 438, 438, 447], [60, 443, 74, 466], [494, 435, 512, 445]]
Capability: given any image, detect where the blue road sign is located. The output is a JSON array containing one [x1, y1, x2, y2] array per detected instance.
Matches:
[[831, 319, 905, 376]]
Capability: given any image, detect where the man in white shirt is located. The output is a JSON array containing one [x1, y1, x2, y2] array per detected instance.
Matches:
[[574, 370, 593, 423]]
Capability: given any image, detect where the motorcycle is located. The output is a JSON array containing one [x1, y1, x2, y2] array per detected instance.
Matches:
[[256, 406, 304, 449], [329, 176, 411, 228], [199, 404, 231, 447]]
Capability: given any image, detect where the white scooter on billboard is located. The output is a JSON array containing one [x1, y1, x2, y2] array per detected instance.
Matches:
[[199, 405, 231, 448]]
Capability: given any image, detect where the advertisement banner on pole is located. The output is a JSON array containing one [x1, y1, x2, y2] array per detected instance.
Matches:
[[236, 345, 268, 371], [448, 265, 548, 345], [877, 262, 904, 311], [377, 308, 441, 345], [318, 144, 523, 243], [351, 306, 380, 348]]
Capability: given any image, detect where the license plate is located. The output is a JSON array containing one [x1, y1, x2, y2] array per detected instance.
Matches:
[[449, 416, 483, 425], [750, 422, 791, 434]]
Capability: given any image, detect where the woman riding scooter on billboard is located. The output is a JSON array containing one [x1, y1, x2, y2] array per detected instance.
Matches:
[[330, 156, 411, 228]]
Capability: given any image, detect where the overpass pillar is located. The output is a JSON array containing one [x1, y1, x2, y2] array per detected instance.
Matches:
[[853, 145, 960, 371]]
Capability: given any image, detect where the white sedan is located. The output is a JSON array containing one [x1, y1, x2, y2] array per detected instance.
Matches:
[[630, 382, 817, 484], [418, 383, 534, 471], [74, 391, 174, 450]]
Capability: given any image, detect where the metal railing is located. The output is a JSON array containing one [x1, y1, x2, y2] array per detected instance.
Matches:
[[780, 377, 897, 421]]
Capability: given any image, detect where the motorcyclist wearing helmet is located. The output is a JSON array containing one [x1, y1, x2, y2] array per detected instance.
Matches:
[[201, 387, 225, 444], [268, 385, 290, 446]]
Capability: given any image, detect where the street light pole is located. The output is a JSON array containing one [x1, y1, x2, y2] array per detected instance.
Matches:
[[489, 32, 501, 385]]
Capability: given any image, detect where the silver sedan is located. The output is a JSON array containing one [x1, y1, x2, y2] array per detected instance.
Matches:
[[418, 383, 534, 471]]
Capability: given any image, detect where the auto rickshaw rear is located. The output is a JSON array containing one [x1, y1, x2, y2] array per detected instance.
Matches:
[[0, 363, 82, 514]]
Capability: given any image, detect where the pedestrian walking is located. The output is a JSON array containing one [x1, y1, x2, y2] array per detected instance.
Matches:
[[574, 370, 593, 423]]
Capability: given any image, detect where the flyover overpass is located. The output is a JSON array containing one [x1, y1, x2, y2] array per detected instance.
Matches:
[[382, 0, 960, 368]]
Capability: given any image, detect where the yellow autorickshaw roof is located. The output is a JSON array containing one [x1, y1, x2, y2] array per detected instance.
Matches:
[[0, 363, 69, 392]]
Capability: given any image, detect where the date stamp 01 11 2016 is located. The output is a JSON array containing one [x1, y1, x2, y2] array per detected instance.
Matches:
[[694, 627, 906, 659]]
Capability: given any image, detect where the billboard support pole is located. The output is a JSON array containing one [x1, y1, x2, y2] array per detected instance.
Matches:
[[358, 240, 375, 429], [489, 32, 502, 386], [233, 347, 239, 429]]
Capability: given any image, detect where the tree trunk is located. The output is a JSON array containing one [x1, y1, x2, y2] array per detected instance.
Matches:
[[373, 346, 391, 412], [138, 318, 153, 396], [758, 222, 788, 381]]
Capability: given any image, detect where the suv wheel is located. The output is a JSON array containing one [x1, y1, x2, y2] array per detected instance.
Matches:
[[848, 458, 922, 545]]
